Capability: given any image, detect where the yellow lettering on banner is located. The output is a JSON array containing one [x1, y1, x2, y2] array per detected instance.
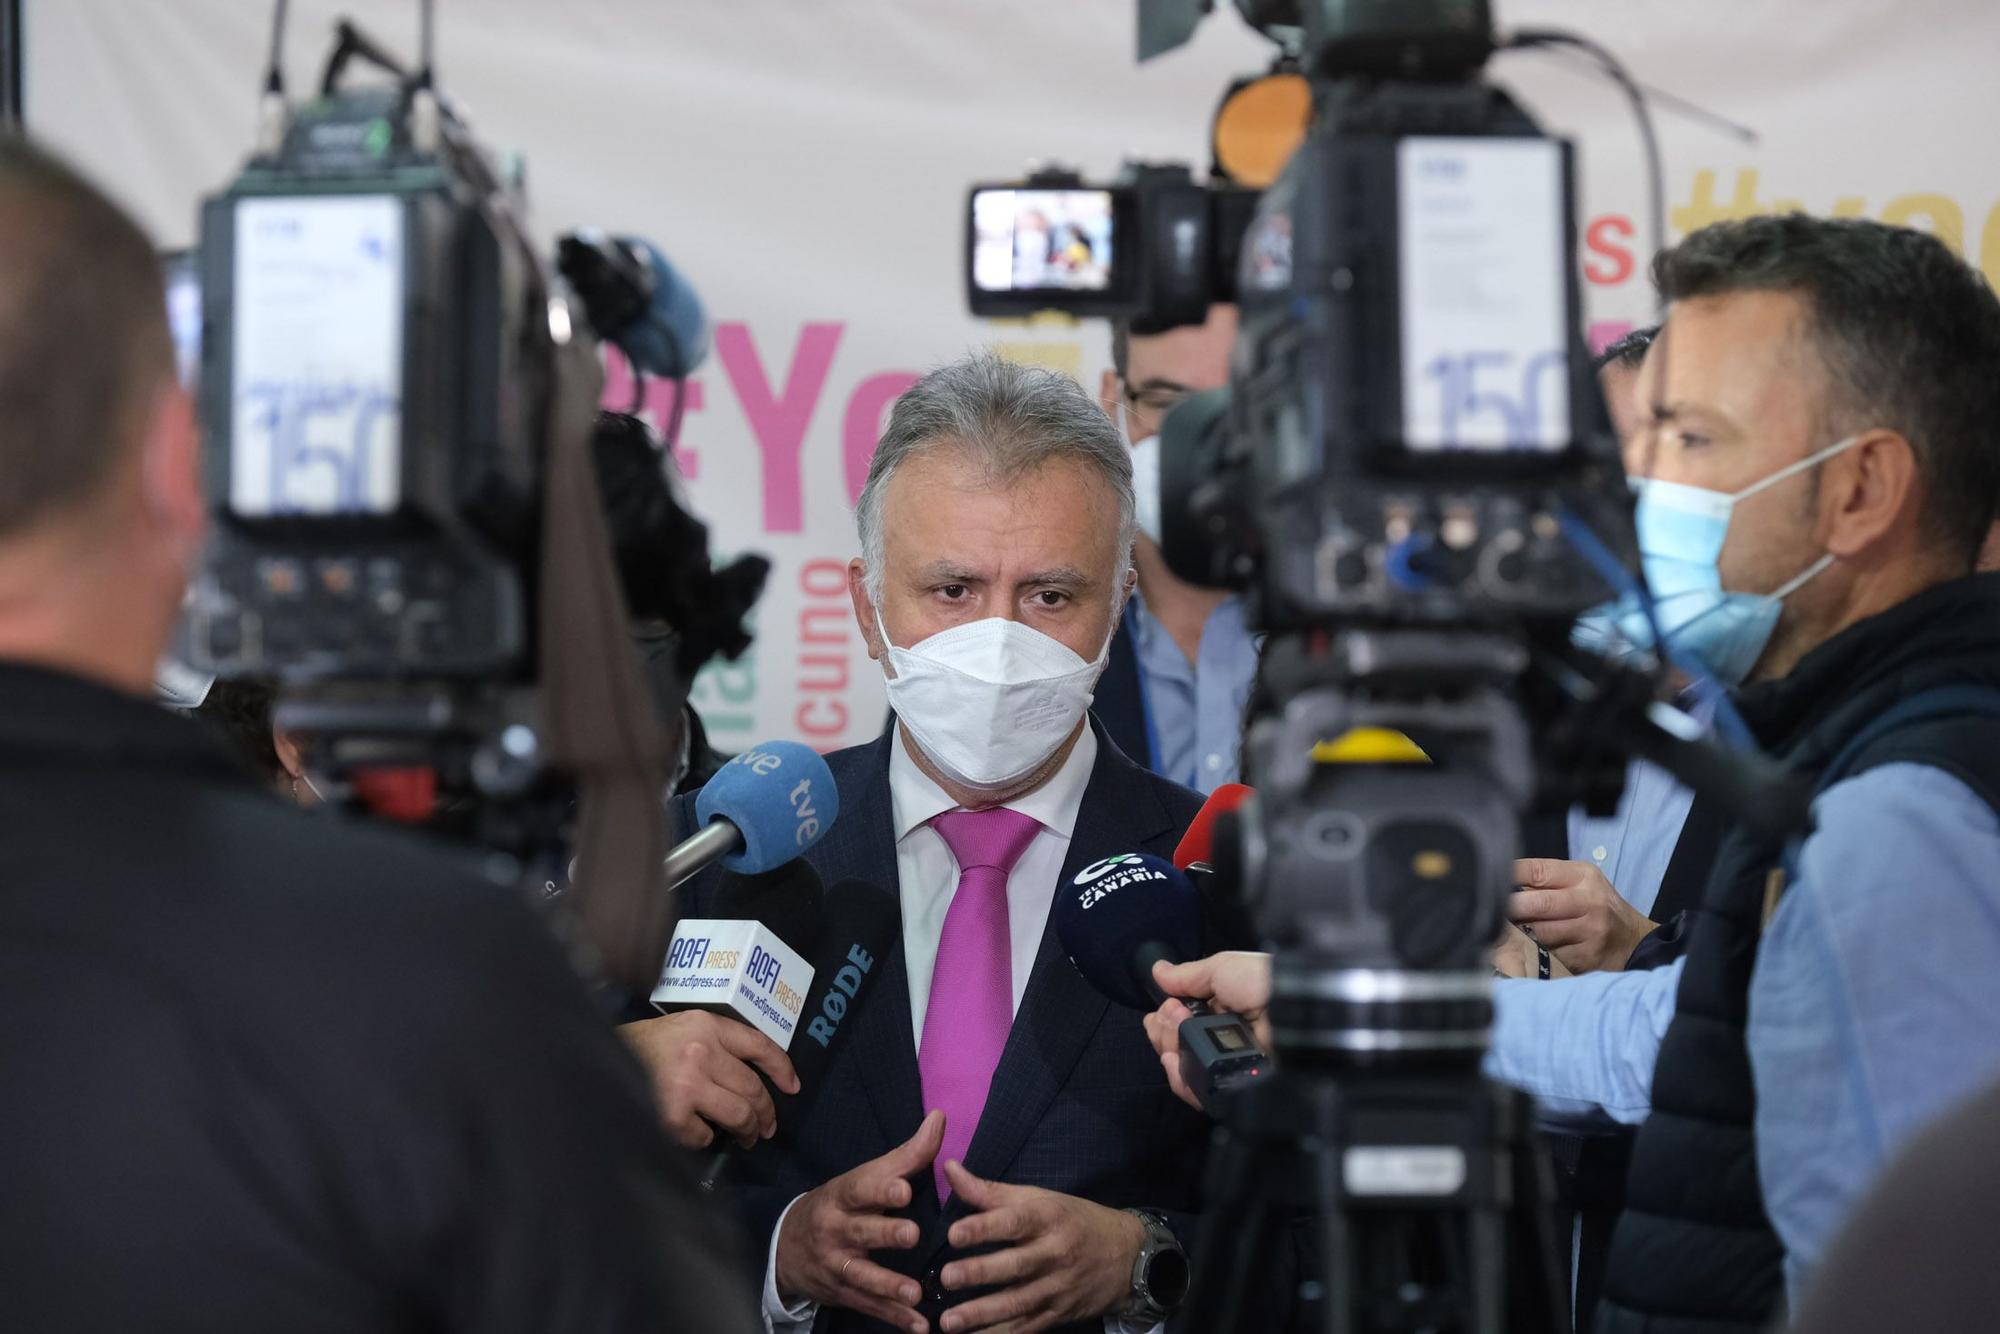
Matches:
[[1673, 168, 1766, 235], [1881, 193, 1966, 255], [994, 341, 1083, 380], [1980, 206, 2000, 292]]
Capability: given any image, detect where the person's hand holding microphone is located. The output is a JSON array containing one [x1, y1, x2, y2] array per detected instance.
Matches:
[[1143, 952, 1273, 1111]]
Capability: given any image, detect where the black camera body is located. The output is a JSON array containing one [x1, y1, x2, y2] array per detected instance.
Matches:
[[965, 162, 1257, 332], [184, 83, 549, 687], [1161, 80, 1629, 635]]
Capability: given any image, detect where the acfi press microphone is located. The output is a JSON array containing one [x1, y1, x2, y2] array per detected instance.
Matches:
[[700, 875, 900, 1191], [663, 741, 838, 889], [1053, 851, 1269, 1109], [652, 860, 823, 1054]]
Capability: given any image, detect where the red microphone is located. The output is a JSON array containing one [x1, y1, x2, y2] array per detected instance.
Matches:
[[1173, 783, 1259, 951], [1173, 782, 1253, 870]]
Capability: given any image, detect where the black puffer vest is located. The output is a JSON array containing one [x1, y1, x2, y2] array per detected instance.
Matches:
[[1594, 573, 2000, 1334]]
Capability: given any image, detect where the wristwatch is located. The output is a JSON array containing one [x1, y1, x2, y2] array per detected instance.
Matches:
[[1118, 1209, 1190, 1325]]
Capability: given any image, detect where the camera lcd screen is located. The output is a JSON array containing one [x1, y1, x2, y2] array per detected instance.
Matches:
[[229, 195, 405, 517], [1396, 137, 1571, 454], [1210, 1022, 1252, 1053], [971, 188, 1116, 294]]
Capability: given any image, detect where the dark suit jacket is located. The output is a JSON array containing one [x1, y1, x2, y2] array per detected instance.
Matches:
[[676, 722, 1209, 1333], [1092, 614, 1154, 775]]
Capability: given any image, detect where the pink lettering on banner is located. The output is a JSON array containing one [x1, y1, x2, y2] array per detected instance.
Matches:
[[801, 607, 848, 645], [843, 371, 922, 504], [795, 559, 855, 745], [1588, 321, 1636, 357], [717, 322, 844, 534], [599, 345, 704, 478]]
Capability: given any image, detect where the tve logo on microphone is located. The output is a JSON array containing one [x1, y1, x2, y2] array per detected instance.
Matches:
[[652, 919, 815, 1050], [725, 746, 828, 848], [1071, 854, 1170, 909]]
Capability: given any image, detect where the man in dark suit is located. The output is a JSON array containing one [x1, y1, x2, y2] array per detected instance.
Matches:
[[671, 354, 1211, 1334]]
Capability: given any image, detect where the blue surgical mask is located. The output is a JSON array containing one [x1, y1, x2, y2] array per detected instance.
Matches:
[[1576, 434, 1863, 685]]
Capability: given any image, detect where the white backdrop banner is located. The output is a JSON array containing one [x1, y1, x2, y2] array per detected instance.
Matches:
[[27, 0, 2000, 752]]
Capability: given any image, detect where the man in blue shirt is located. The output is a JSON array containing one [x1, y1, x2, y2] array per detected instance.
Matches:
[[1493, 215, 2000, 1332], [1093, 308, 1259, 794], [1147, 216, 2000, 1334]]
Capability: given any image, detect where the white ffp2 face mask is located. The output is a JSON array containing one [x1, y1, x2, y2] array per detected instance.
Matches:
[[879, 610, 1113, 791]]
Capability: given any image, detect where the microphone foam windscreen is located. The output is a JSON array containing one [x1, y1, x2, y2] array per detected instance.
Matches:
[[1173, 782, 1253, 869], [695, 741, 840, 874], [711, 861, 825, 956], [778, 877, 901, 1118], [618, 237, 710, 377], [1053, 852, 1203, 1012]]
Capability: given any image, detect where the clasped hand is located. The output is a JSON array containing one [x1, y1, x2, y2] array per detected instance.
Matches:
[[774, 1109, 1146, 1333]]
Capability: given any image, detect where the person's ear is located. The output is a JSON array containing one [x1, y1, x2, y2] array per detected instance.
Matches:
[[273, 727, 306, 783], [1819, 431, 1919, 561], [139, 382, 204, 556], [849, 558, 884, 661], [1098, 368, 1123, 429]]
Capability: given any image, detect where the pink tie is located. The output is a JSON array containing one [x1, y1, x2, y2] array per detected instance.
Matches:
[[917, 806, 1041, 1202]]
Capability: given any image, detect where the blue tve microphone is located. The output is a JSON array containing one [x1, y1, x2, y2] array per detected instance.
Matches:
[[664, 741, 839, 889], [1054, 851, 1269, 1107]]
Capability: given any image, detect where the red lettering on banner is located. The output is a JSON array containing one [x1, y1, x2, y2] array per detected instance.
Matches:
[[801, 607, 848, 646], [1588, 321, 1636, 357], [796, 559, 856, 745], [1583, 215, 1636, 287], [799, 654, 849, 692], [800, 558, 849, 598], [717, 322, 843, 534], [843, 371, 922, 504], [796, 694, 850, 739], [599, 344, 705, 479]]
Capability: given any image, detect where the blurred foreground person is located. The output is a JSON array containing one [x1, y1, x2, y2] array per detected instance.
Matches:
[[0, 135, 754, 1333]]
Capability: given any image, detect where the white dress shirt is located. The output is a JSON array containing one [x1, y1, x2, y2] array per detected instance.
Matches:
[[763, 723, 1099, 1330]]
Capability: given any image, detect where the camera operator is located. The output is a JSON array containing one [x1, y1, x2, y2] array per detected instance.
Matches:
[[0, 135, 755, 1333], [1092, 307, 1259, 794], [1147, 214, 2000, 1330]]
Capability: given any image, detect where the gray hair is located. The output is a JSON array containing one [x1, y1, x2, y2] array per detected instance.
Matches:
[[856, 352, 1136, 604]]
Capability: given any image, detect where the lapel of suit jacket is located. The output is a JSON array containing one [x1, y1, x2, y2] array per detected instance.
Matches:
[[825, 733, 939, 1228], [954, 725, 1175, 1194]]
